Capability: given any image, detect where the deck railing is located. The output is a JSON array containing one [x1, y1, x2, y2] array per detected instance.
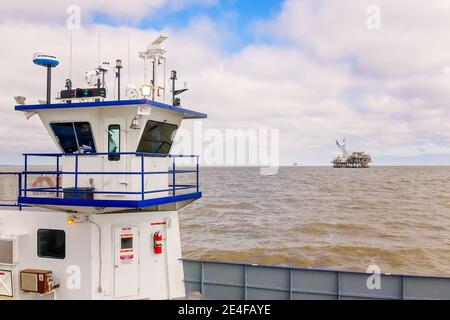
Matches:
[[20, 152, 200, 204]]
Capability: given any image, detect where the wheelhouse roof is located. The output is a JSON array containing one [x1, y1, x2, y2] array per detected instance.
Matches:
[[15, 99, 207, 119]]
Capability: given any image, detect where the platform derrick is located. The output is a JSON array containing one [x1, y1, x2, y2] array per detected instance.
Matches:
[[332, 138, 372, 168], [0, 35, 206, 300]]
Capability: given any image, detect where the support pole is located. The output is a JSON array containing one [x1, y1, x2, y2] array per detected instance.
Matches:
[[170, 70, 177, 106], [117, 68, 121, 101], [115, 59, 123, 101], [152, 60, 156, 101], [46, 66, 51, 104]]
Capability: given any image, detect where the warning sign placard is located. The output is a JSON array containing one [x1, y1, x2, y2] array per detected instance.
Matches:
[[0, 270, 13, 297]]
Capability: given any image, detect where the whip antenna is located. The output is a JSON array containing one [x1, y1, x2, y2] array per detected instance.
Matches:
[[69, 30, 73, 80], [98, 33, 101, 66], [127, 14, 131, 83]]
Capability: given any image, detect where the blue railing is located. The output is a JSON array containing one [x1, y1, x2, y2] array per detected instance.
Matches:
[[19, 152, 200, 208]]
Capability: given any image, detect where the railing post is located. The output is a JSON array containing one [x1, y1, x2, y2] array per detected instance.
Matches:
[[74, 154, 79, 198], [141, 154, 145, 201], [56, 155, 60, 198], [172, 157, 176, 196], [24, 155, 28, 198], [18, 173, 22, 210], [196, 156, 199, 193]]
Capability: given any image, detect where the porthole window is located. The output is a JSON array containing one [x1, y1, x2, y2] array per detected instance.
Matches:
[[37, 229, 66, 259]]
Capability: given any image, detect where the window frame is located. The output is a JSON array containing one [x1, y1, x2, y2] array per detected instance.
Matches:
[[108, 124, 121, 161], [37, 229, 66, 260], [136, 120, 178, 155], [50, 121, 97, 154], [121, 237, 133, 250]]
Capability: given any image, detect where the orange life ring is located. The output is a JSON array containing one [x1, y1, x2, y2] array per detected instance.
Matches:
[[31, 176, 56, 195]]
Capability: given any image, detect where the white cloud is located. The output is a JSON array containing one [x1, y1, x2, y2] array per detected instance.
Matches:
[[1, 1, 450, 165], [0, 0, 217, 23], [263, 0, 450, 76], [253, 0, 450, 163]]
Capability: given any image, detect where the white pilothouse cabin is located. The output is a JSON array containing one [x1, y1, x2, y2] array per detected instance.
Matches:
[[0, 36, 206, 299]]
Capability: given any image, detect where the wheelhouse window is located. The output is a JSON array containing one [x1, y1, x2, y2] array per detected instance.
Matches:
[[137, 120, 178, 154], [51, 122, 96, 154], [37, 229, 66, 259], [108, 124, 121, 161]]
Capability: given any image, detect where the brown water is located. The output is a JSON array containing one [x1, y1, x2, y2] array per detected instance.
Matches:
[[1, 166, 450, 276], [179, 166, 450, 277]]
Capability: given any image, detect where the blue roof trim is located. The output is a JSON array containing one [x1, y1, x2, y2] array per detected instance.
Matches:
[[15, 99, 207, 119], [18, 192, 202, 208]]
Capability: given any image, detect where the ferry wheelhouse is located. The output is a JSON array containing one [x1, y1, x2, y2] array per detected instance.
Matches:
[[0, 36, 206, 300]]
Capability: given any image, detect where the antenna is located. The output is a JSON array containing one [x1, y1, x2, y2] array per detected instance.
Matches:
[[170, 70, 188, 106], [124, 15, 139, 100], [127, 14, 131, 83], [138, 34, 168, 100], [98, 33, 101, 66], [69, 30, 73, 80], [33, 53, 60, 104]]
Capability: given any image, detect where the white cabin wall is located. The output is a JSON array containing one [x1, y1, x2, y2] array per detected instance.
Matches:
[[36, 104, 183, 155], [90, 211, 185, 300], [128, 157, 170, 201], [0, 209, 186, 300], [38, 108, 102, 154], [35, 105, 183, 203], [61, 155, 103, 191], [0, 209, 92, 300]]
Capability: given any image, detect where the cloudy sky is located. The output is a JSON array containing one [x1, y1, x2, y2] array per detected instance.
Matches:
[[2, 0, 450, 165]]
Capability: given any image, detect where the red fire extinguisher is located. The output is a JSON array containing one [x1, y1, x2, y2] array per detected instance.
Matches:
[[153, 231, 163, 254]]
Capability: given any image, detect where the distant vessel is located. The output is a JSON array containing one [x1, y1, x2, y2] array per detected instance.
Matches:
[[332, 138, 372, 168]]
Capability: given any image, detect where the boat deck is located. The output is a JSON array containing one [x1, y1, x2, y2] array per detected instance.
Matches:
[[183, 259, 450, 300]]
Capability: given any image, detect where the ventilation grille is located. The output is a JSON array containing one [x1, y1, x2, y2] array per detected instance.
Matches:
[[0, 239, 13, 264], [21, 273, 38, 292]]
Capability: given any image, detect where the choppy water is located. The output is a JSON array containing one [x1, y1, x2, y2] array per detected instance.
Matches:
[[179, 167, 450, 277], [1, 166, 450, 276]]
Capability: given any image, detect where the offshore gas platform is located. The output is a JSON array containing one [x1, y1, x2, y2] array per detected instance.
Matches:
[[332, 138, 372, 168]]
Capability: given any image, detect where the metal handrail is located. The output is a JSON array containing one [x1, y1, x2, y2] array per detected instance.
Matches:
[[23, 152, 199, 158], [21, 152, 200, 201]]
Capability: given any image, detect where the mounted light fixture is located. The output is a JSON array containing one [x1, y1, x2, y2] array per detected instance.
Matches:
[[67, 215, 82, 225], [130, 117, 140, 130], [141, 84, 152, 98]]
